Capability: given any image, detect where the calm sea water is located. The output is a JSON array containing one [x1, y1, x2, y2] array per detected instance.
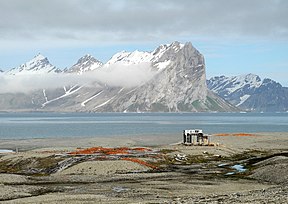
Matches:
[[0, 112, 287, 139]]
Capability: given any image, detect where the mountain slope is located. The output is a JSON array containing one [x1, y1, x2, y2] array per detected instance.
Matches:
[[0, 42, 237, 112], [91, 42, 236, 112], [65, 54, 103, 74], [207, 74, 288, 112]]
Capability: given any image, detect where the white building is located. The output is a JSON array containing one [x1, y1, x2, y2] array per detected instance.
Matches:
[[183, 129, 211, 145]]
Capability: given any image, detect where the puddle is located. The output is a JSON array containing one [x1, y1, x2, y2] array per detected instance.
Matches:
[[226, 164, 246, 175], [225, 172, 235, 175], [219, 163, 247, 176], [231, 164, 246, 172]]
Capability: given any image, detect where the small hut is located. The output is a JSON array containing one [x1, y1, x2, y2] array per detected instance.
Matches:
[[183, 129, 211, 145]]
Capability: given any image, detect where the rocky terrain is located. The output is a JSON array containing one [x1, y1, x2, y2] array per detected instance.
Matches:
[[207, 74, 288, 112], [0, 132, 287, 203], [0, 42, 236, 112], [64, 54, 103, 74]]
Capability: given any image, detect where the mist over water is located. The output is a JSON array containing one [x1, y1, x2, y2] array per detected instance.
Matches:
[[0, 112, 287, 139]]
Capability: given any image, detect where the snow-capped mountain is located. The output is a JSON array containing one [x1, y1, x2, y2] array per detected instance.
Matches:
[[106, 50, 152, 65], [207, 74, 288, 112], [65, 54, 103, 74], [100, 42, 235, 112], [7, 54, 61, 75], [0, 42, 237, 112], [106, 42, 183, 71], [59, 41, 235, 112], [207, 74, 262, 106]]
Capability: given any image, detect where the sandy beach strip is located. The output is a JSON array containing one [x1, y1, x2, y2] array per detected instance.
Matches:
[[1, 132, 287, 151]]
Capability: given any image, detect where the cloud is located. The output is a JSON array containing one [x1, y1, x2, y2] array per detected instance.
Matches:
[[86, 62, 156, 87], [0, 62, 156, 93], [0, 0, 287, 44]]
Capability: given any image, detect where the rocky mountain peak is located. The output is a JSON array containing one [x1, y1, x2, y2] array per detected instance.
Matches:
[[77, 54, 97, 64], [33, 53, 47, 61], [7, 53, 58, 75], [106, 50, 152, 66], [65, 54, 103, 74], [25, 53, 50, 69], [106, 41, 187, 68]]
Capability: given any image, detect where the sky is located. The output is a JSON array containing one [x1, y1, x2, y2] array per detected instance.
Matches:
[[0, 0, 287, 86]]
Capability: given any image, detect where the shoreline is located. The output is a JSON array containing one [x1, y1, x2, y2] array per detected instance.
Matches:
[[0, 133, 181, 151], [0, 132, 287, 203], [1, 132, 287, 150]]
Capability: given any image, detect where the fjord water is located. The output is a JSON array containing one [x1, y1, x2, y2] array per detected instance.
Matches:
[[0, 112, 287, 139]]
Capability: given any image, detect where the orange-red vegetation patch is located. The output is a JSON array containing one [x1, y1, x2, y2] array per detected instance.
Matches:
[[214, 133, 230, 136], [105, 150, 129, 155], [232, 133, 256, 136], [132, 147, 152, 152], [214, 133, 256, 137], [68, 146, 153, 155], [121, 158, 158, 169]]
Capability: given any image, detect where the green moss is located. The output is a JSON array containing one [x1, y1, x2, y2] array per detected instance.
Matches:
[[206, 97, 223, 111], [159, 149, 177, 154], [0, 156, 64, 175], [151, 103, 169, 112], [191, 100, 210, 112], [192, 100, 202, 109], [177, 102, 191, 111]]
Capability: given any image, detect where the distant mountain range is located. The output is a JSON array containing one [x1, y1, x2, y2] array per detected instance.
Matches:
[[207, 74, 288, 112], [1, 42, 287, 112], [0, 42, 236, 112]]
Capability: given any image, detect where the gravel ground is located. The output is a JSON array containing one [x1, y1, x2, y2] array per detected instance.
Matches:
[[56, 160, 150, 175], [249, 156, 288, 185], [0, 132, 287, 203], [170, 185, 288, 204]]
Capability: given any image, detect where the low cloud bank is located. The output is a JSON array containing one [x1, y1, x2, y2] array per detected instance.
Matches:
[[0, 63, 157, 93]]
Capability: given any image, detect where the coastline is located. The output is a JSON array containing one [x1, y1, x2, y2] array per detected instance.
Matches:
[[0, 132, 287, 203], [1, 132, 287, 151]]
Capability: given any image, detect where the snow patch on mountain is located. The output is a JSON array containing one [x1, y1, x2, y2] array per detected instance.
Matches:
[[154, 60, 171, 70], [226, 74, 262, 94], [106, 51, 150, 66], [93, 95, 116, 110], [105, 41, 184, 70], [43, 89, 48, 102], [81, 90, 104, 107], [42, 84, 83, 107], [237, 94, 250, 106]]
